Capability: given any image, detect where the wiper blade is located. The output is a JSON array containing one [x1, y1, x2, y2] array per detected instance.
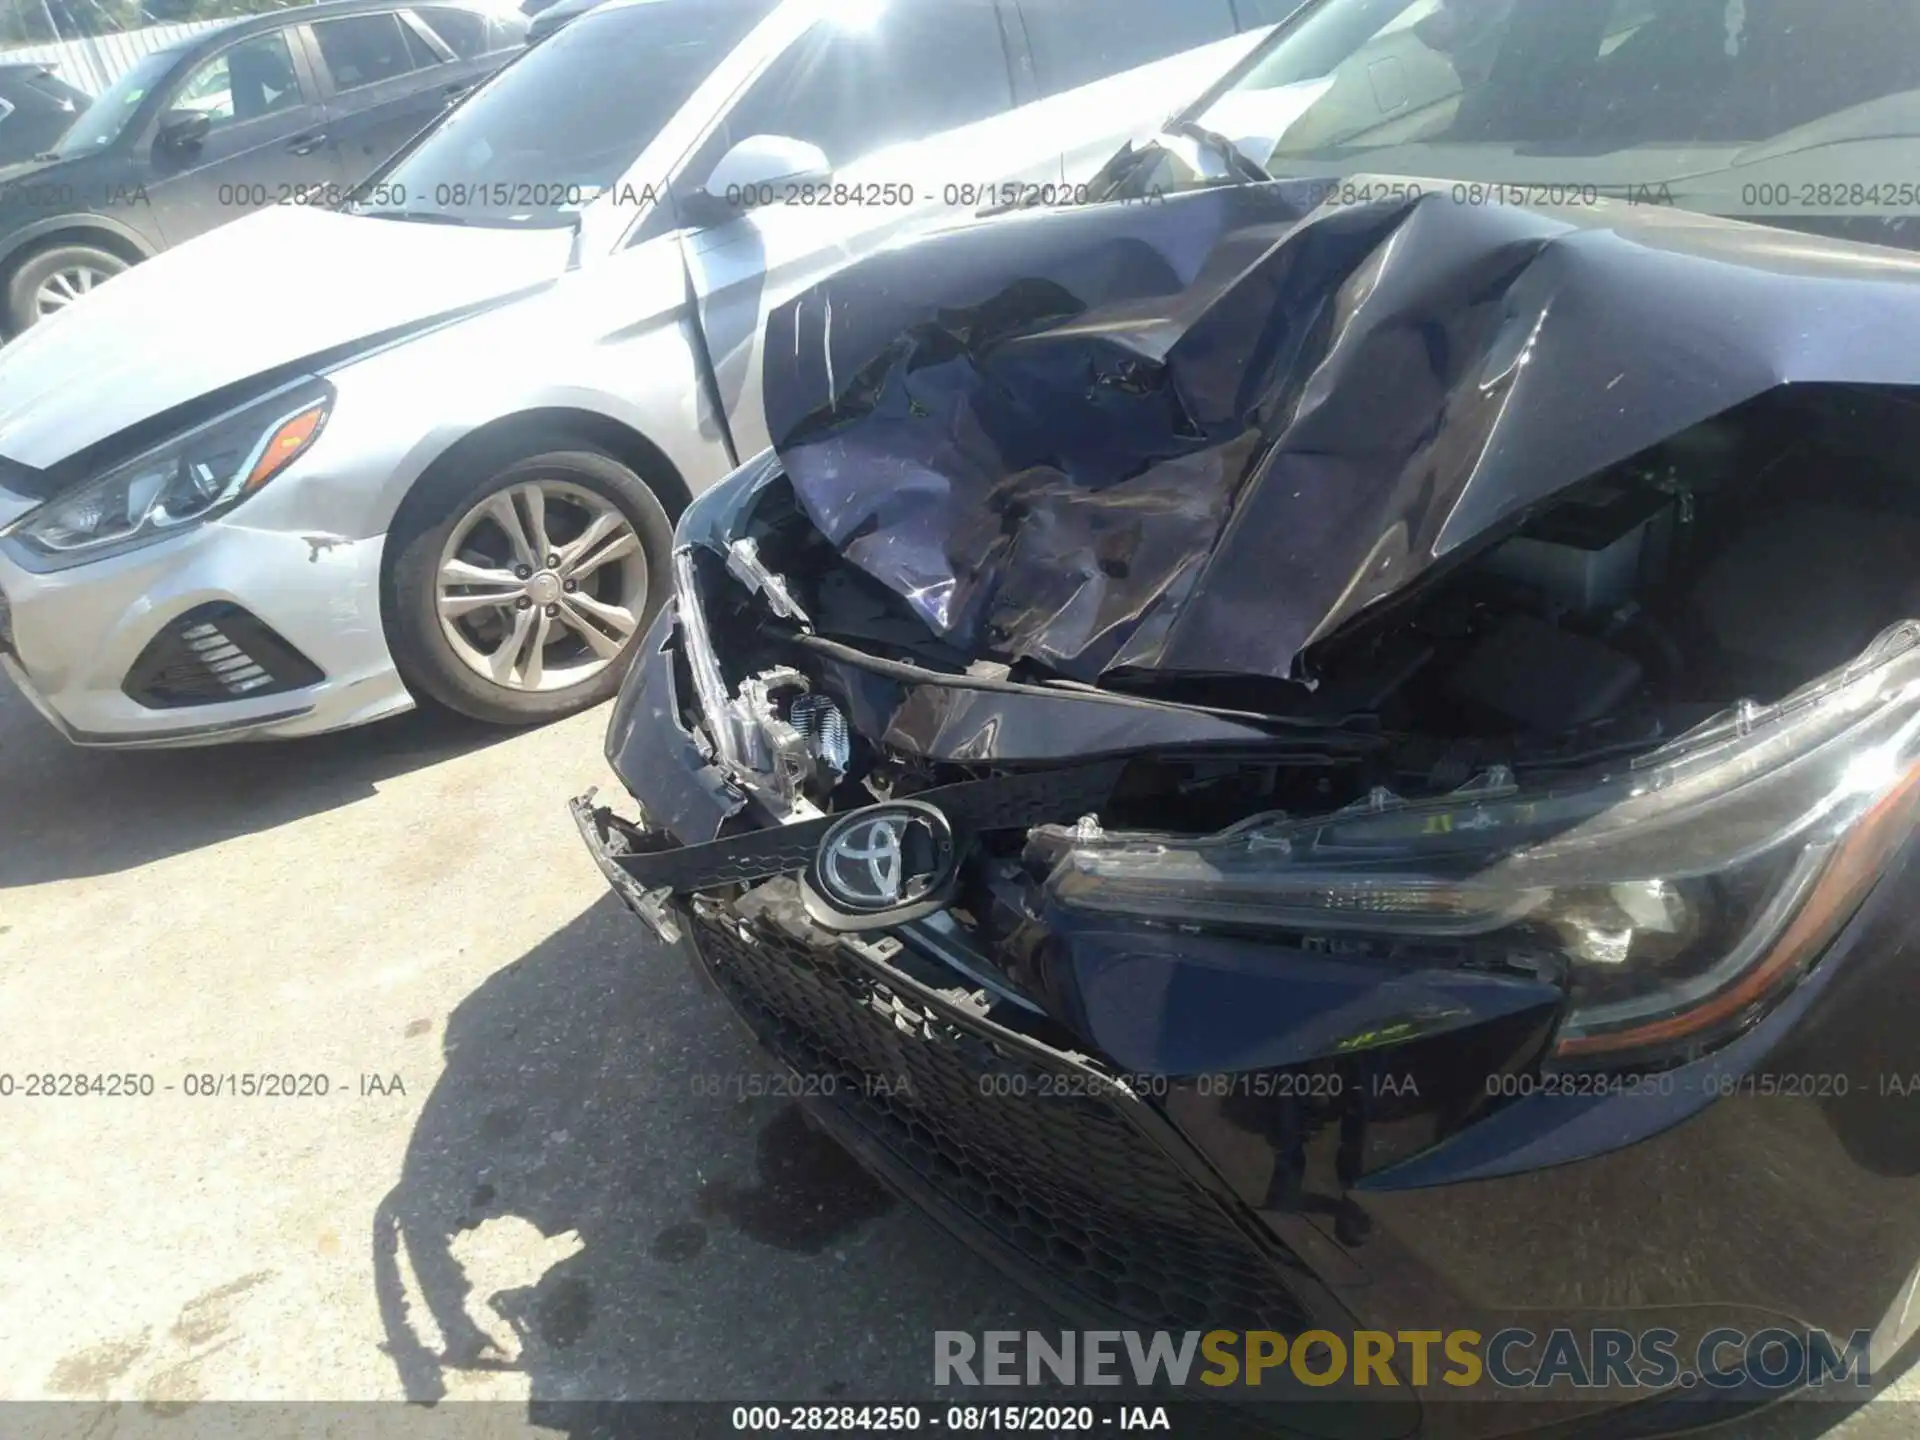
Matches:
[[1168, 119, 1271, 184], [976, 139, 1158, 218], [350, 207, 474, 226]]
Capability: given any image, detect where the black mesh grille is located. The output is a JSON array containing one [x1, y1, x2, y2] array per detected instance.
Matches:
[[123, 603, 324, 709], [689, 881, 1312, 1333], [0, 584, 12, 657]]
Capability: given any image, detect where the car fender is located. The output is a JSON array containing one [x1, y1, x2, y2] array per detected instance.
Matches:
[[289, 276, 739, 546], [0, 211, 160, 274]]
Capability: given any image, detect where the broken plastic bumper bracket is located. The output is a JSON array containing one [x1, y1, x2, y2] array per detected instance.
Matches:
[[570, 760, 1125, 932]]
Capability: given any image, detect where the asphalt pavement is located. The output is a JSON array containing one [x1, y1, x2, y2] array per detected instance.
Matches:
[[0, 679, 1915, 1439]]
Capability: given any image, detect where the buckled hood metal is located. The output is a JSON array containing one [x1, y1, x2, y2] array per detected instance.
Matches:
[[760, 178, 1920, 687]]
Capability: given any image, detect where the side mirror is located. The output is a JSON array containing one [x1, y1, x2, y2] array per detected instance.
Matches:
[[684, 134, 831, 226], [157, 109, 211, 152]]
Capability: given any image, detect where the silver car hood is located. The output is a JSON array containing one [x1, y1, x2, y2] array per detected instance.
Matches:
[[0, 204, 573, 471]]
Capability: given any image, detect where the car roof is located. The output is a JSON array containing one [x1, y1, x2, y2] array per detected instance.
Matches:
[[193, 0, 499, 43], [530, 0, 773, 40], [581, 0, 778, 21], [5, 64, 90, 87]]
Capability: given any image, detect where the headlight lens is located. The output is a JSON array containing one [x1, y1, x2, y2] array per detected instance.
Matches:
[[1031, 624, 1920, 1068], [4, 380, 332, 566]]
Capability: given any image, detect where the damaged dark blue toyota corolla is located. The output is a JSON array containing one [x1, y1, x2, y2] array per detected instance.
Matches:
[[575, 0, 1920, 1430]]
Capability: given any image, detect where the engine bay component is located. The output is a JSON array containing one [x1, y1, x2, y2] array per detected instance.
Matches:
[[1689, 504, 1920, 683], [1479, 482, 1675, 615], [733, 667, 814, 809], [1445, 614, 1643, 734], [788, 691, 851, 779]]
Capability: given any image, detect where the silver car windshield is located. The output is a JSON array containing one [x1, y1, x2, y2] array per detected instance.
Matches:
[[353, 0, 771, 228], [1137, 0, 1920, 248]]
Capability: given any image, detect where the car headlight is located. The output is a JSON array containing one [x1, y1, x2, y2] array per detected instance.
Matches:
[[1030, 624, 1920, 1069], [2, 379, 332, 568]]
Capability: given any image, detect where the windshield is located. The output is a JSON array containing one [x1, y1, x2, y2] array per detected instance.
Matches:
[[49, 49, 179, 157], [352, 0, 770, 228], [1141, 0, 1920, 248]]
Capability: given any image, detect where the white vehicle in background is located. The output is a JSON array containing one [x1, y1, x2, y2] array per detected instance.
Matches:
[[0, 0, 1283, 747]]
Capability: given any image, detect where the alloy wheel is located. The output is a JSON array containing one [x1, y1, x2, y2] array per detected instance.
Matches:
[[435, 480, 646, 692], [35, 263, 112, 317]]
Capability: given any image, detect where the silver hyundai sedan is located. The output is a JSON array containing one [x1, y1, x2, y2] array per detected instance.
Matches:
[[0, 0, 1273, 747]]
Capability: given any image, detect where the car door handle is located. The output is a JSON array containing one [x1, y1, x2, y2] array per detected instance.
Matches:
[[285, 131, 327, 155]]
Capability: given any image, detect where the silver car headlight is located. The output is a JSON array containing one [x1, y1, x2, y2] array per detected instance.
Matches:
[[1030, 624, 1920, 1069], [2, 379, 333, 568]]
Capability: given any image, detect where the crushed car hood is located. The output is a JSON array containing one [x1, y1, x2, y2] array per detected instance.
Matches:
[[761, 180, 1920, 685], [0, 204, 570, 471]]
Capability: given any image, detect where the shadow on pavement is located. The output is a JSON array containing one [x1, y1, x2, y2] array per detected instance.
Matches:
[[373, 895, 1053, 1424], [0, 684, 514, 886]]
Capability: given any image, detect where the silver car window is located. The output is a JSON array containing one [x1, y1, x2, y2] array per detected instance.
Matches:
[[351, 0, 769, 227], [714, 0, 1014, 171]]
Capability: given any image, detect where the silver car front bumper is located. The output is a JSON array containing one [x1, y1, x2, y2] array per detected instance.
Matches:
[[0, 514, 414, 748]]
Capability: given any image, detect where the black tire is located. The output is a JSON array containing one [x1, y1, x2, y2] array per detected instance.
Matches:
[[6, 240, 128, 333], [384, 433, 675, 727]]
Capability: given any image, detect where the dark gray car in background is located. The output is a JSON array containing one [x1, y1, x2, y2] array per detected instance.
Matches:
[[0, 63, 91, 167], [0, 0, 524, 334]]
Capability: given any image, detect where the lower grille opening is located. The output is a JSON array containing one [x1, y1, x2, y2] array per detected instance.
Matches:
[[122, 603, 324, 709], [690, 879, 1313, 1334]]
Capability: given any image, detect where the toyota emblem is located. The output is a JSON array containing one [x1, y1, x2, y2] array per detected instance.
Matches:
[[802, 800, 960, 930]]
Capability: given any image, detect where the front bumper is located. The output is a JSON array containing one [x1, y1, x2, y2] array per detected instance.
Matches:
[[0, 514, 411, 746], [574, 800, 1416, 1435], [575, 607, 1920, 1427], [684, 874, 1323, 1333]]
